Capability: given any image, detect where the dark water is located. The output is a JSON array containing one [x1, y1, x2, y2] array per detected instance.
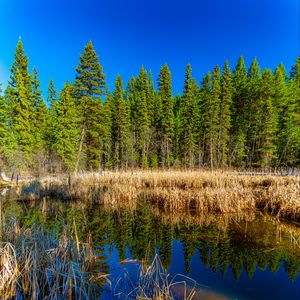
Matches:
[[2, 198, 300, 300]]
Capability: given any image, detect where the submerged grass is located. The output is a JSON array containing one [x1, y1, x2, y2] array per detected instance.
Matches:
[[0, 218, 106, 299], [17, 169, 300, 222]]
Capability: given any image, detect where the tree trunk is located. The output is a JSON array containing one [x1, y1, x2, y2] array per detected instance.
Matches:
[[75, 125, 85, 174]]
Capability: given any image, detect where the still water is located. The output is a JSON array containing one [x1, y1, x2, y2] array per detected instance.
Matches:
[[3, 198, 300, 299]]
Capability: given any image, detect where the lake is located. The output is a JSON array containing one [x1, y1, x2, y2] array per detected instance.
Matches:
[[2, 197, 300, 300]]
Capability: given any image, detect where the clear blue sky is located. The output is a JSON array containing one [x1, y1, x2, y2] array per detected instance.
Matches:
[[0, 0, 299, 98]]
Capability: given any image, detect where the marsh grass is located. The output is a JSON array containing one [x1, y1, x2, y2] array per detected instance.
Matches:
[[0, 218, 106, 299], [114, 254, 196, 300], [17, 169, 300, 222]]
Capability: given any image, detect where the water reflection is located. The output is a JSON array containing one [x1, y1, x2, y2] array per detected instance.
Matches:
[[2, 197, 300, 299]]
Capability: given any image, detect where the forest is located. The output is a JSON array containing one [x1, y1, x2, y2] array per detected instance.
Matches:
[[0, 38, 299, 173]]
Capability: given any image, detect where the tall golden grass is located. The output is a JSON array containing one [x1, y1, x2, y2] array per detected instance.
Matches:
[[18, 169, 300, 222], [0, 218, 106, 299], [114, 254, 197, 300]]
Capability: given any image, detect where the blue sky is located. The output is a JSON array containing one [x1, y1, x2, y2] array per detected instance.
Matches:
[[0, 0, 299, 98]]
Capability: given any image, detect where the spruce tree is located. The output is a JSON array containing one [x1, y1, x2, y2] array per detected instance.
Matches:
[[45, 79, 59, 170], [219, 61, 232, 166], [111, 74, 131, 168], [0, 83, 8, 167], [13, 70, 33, 160], [282, 57, 300, 166], [75, 40, 106, 171], [147, 70, 158, 167], [209, 65, 221, 169], [173, 94, 182, 165], [125, 76, 137, 166], [180, 64, 197, 167], [190, 78, 201, 166], [199, 72, 212, 166], [48, 79, 58, 112], [31, 68, 48, 153], [55, 82, 80, 171], [0, 90, 19, 170], [157, 64, 174, 167], [100, 93, 113, 169], [0, 82, 5, 143], [135, 66, 150, 167], [9, 37, 31, 89], [1, 85, 20, 170], [5, 38, 33, 167], [231, 56, 248, 166], [273, 63, 288, 164], [246, 58, 261, 166], [147, 70, 156, 127], [259, 69, 277, 166]]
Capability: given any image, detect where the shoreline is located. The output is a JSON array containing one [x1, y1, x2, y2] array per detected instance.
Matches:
[[6, 169, 299, 223]]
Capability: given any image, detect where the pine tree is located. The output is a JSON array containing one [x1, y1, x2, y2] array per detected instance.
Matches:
[[273, 63, 288, 164], [100, 93, 113, 169], [45, 79, 59, 170], [157, 64, 174, 167], [147, 70, 156, 127], [173, 94, 182, 165], [218, 61, 232, 166], [1, 85, 20, 170], [245, 58, 261, 166], [282, 57, 300, 166], [55, 82, 80, 171], [151, 91, 162, 168], [9, 37, 31, 89], [31, 68, 48, 153], [75, 40, 106, 171], [125, 76, 137, 166], [199, 72, 211, 166], [209, 65, 221, 169], [259, 69, 277, 166], [13, 70, 33, 161], [135, 66, 150, 167], [0, 83, 8, 167], [48, 79, 58, 113], [146, 70, 158, 167], [0, 82, 6, 143], [5, 38, 33, 168], [180, 64, 198, 167], [231, 56, 248, 166], [190, 78, 201, 166], [111, 74, 131, 168]]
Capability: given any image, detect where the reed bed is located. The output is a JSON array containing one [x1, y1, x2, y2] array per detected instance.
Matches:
[[113, 254, 196, 300], [113, 253, 231, 300], [0, 219, 105, 299], [19, 169, 300, 222]]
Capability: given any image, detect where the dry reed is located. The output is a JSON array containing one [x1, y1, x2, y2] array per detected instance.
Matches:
[[0, 218, 106, 299], [114, 254, 196, 300], [18, 169, 300, 222]]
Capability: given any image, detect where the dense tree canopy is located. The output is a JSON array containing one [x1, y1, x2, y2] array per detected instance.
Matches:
[[0, 39, 299, 173]]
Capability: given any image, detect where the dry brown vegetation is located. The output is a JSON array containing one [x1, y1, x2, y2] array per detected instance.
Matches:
[[114, 254, 197, 300], [18, 169, 300, 222], [0, 219, 106, 299]]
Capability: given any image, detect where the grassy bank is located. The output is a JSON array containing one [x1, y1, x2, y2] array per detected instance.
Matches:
[[16, 170, 300, 222]]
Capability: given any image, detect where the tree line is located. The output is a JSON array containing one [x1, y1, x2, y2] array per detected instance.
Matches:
[[0, 38, 299, 173]]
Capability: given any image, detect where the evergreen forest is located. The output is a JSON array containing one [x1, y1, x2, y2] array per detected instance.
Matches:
[[0, 39, 299, 173]]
